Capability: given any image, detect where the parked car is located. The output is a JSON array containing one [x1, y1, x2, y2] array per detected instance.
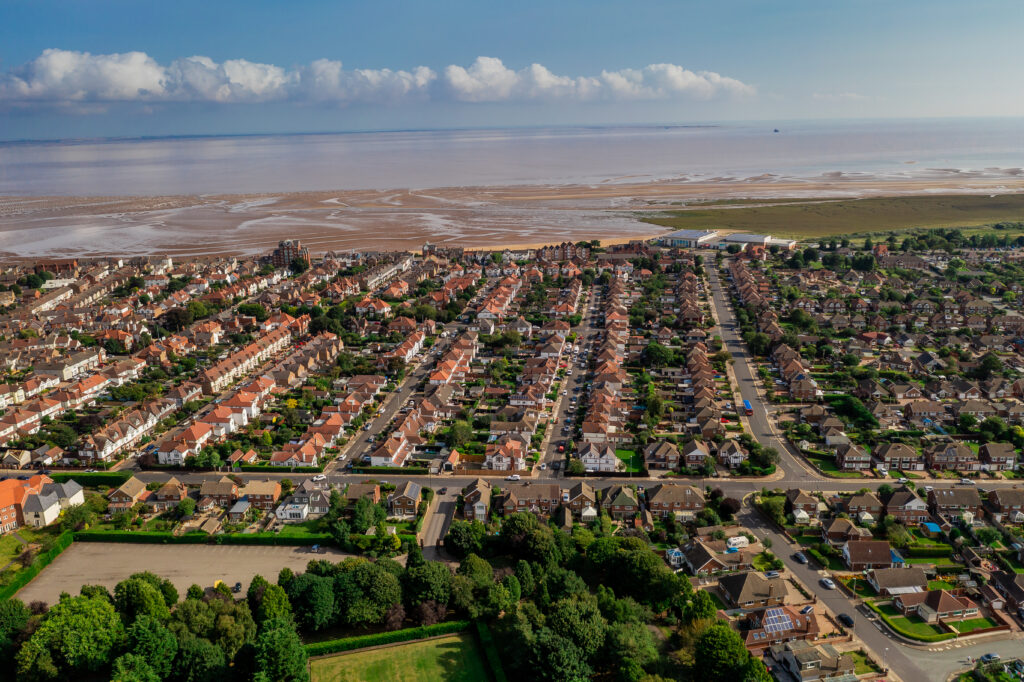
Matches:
[[312, 474, 327, 482], [837, 613, 855, 628], [506, 474, 521, 481], [898, 477, 909, 484], [764, 571, 780, 579], [800, 605, 814, 615], [232, 582, 242, 593], [821, 578, 836, 590], [540, 463, 547, 470], [959, 478, 975, 485], [793, 551, 808, 564], [980, 654, 1000, 664]]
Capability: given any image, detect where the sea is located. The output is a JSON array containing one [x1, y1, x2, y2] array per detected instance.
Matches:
[[1, 118, 1023, 197]]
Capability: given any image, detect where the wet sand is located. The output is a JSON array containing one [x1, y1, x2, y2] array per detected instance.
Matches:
[[3, 175, 1024, 258]]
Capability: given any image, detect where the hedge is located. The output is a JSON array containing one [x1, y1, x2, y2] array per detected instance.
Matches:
[[865, 601, 956, 643], [75, 530, 210, 544], [305, 620, 471, 657], [475, 621, 509, 682], [807, 549, 830, 567], [903, 546, 953, 558], [0, 530, 74, 601], [238, 464, 324, 473], [216, 533, 330, 546], [351, 466, 429, 475], [50, 472, 132, 487]]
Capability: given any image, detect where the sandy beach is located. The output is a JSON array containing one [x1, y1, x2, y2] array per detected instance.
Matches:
[[3, 174, 1024, 259]]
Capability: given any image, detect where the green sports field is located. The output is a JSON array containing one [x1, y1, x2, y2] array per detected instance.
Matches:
[[641, 194, 1024, 240], [309, 634, 492, 682]]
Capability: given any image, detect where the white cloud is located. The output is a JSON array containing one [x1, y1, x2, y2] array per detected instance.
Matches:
[[0, 49, 752, 109]]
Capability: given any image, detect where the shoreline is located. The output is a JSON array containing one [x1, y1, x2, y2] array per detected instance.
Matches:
[[3, 177, 1024, 259]]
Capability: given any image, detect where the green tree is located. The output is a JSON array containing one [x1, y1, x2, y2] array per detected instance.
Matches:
[[173, 636, 225, 682], [402, 562, 453, 607], [447, 420, 473, 448], [604, 621, 658, 681], [684, 588, 718, 622], [285, 573, 335, 631], [125, 615, 178, 679], [176, 497, 196, 518], [547, 597, 606, 657], [253, 617, 309, 682], [16, 595, 124, 680], [530, 628, 591, 682], [443, 520, 486, 559], [457, 553, 494, 590], [114, 577, 171, 623], [694, 622, 754, 681], [110, 653, 161, 682], [333, 559, 403, 627]]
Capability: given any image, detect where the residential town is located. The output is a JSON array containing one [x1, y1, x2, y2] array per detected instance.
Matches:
[[4, 229, 1024, 682]]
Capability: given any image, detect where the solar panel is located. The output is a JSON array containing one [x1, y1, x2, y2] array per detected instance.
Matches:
[[762, 607, 793, 634]]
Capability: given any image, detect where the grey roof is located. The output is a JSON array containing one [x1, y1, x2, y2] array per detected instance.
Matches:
[[23, 492, 60, 514], [41, 480, 82, 500]]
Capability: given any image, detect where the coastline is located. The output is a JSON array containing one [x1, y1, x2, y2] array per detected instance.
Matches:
[[3, 175, 1024, 259]]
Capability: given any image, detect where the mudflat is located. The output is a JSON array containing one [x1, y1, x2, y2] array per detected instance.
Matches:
[[3, 175, 1024, 258]]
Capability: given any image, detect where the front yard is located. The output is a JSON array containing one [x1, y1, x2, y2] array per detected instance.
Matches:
[[614, 449, 644, 473], [952, 617, 1000, 634], [876, 604, 948, 638]]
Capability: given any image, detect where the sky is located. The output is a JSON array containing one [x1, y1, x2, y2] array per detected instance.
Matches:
[[0, 0, 1022, 140]]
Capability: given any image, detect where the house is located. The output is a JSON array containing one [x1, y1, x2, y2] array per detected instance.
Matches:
[[199, 477, 238, 508], [680, 440, 711, 470], [924, 442, 980, 473], [388, 481, 422, 518], [717, 440, 748, 469], [502, 483, 561, 516], [894, 589, 979, 623], [986, 489, 1024, 524], [718, 571, 785, 609], [643, 440, 679, 470], [345, 483, 381, 507], [275, 499, 309, 522], [928, 487, 982, 518], [681, 539, 754, 575], [874, 442, 924, 471], [239, 480, 281, 510], [149, 477, 188, 511], [842, 540, 898, 571], [990, 572, 1024, 616], [785, 489, 819, 515], [883, 489, 930, 524], [768, 641, 855, 682], [979, 442, 1016, 471], [740, 605, 820, 653], [462, 479, 492, 521], [227, 499, 251, 522], [21, 491, 60, 528], [866, 566, 928, 596], [578, 443, 622, 472], [562, 481, 597, 515], [108, 476, 148, 511], [601, 485, 639, 520], [646, 483, 704, 519], [821, 517, 872, 544]]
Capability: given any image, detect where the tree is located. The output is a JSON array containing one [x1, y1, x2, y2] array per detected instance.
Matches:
[[443, 520, 486, 559], [334, 560, 402, 627], [684, 588, 718, 622], [718, 497, 742, 520], [402, 562, 453, 607], [530, 628, 591, 682], [163, 307, 193, 331], [16, 595, 124, 679], [110, 653, 161, 682], [173, 635, 225, 682], [604, 621, 657, 681], [114, 577, 171, 623], [447, 420, 473, 448], [253, 617, 309, 682], [457, 553, 494, 590], [290, 257, 309, 274], [694, 622, 754, 681], [547, 597, 606, 657], [285, 573, 335, 631], [176, 497, 196, 518], [125, 615, 178, 679]]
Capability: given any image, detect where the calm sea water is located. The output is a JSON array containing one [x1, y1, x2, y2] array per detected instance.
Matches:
[[1, 119, 1022, 196]]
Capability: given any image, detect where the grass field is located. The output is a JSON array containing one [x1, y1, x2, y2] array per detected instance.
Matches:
[[641, 194, 1024, 240], [309, 634, 491, 682]]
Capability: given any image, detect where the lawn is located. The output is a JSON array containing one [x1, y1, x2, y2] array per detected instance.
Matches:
[[928, 580, 957, 591], [841, 577, 876, 598], [309, 634, 491, 682], [999, 552, 1024, 574], [848, 650, 881, 675], [641, 194, 1024, 240], [804, 454, 865, 478], [614, 449, 644, 473], [952, 617, 999, 634], [876, 604, 947, 638]]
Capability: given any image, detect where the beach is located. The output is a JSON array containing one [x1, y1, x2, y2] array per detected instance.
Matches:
[[4, 174, 1024, 258]]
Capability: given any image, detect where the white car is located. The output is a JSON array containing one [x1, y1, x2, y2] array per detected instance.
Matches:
[[821, 578, 836, 590], [506, 474, 521, 481], [312, 474, 327, 482]]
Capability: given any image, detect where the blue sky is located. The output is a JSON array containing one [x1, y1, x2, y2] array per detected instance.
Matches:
[[0, 0, 1021, 139]]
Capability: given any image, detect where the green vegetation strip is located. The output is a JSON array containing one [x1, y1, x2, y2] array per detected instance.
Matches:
[[865, 601, 955, 642], [0, 530, 73, 601], [50, 471, 132, 487], [642, 194, 1024, 240], [475, 621, 510, 682], [73, 530, 331, 545], [305, 620, 471, 657]]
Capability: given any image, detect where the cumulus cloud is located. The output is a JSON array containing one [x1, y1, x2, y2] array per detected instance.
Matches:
[[0, 49, 752, 109]]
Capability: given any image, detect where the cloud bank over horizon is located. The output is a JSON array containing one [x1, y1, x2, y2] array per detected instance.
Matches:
[[0, 49, 754, 110]]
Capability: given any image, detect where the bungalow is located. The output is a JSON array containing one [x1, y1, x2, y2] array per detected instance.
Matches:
[[866, 566, 928, 596], [842, 540, 898, 571], [718, 572, 786, 609], [894, 589, 979, 624]]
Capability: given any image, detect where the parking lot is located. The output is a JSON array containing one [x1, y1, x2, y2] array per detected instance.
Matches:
[[17, 542, 353, 605]]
